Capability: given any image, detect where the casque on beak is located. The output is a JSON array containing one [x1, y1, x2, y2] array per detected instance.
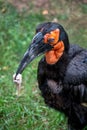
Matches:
[[15, 32, 52, 78]]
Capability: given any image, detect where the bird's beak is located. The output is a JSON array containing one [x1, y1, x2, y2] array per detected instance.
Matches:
[[15, 32, 52, 77]]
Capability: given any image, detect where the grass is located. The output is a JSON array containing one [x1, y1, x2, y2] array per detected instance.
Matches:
[[0, 1, 87, 130]]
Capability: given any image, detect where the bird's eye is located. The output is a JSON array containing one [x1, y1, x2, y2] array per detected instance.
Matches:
[[48, 38, 55, 43], [44, 33, 55, 44], [44, 29, 60, 45]]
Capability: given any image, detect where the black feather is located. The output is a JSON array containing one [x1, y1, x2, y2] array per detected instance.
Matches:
[[36, 22, 87, 130]]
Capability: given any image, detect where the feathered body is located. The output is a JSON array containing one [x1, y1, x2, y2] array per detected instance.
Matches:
[[15, 22, 87, 130], [38, 44, 87, 130]]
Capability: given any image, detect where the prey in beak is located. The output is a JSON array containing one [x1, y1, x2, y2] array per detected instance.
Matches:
[[15, 32, 52, 77]]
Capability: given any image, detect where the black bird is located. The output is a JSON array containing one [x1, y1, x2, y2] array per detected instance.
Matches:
[[15, 22, 87, 130]]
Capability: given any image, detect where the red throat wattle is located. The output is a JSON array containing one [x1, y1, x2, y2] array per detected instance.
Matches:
[[44, 29, 65, 64]]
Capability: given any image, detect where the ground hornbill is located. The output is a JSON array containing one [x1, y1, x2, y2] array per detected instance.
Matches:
[[14, 22, 87, 130]]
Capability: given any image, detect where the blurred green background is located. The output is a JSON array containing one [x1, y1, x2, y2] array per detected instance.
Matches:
[[0, 0, 87, 130]]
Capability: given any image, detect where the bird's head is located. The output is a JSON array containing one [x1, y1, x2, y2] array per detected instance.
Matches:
[[15, 22, 69, 77]]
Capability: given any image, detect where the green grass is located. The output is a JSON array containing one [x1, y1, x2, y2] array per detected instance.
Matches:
[[0, 1, 87, 130], [0, 2, 67, 130]]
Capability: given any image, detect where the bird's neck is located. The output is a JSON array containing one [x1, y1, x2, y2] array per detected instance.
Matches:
[[44, 51, 69, 80], [45, 41, 65, 65]]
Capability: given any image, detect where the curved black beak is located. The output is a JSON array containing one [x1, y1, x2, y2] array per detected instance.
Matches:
[[15, 32, 52, 77]]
